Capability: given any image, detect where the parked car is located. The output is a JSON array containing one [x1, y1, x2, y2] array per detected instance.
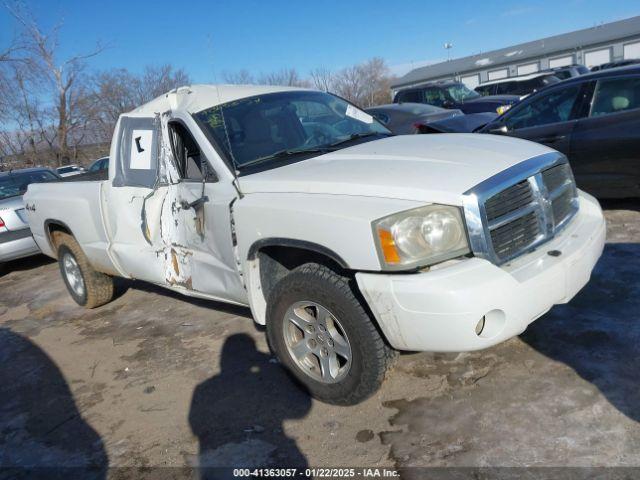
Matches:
[[475, 72, 561, 97], [365, 103, 463, 134], [88, 156, 109, 173], [544, 64, 590, 80], [472, 65, 640, 198], [24, 85, 605, 404], [56, 164, 86, 177], [394, 81, 519, 114], [0, 167, 60, 266], [418, 112, 499, 134], [591, 59, 640, 72]]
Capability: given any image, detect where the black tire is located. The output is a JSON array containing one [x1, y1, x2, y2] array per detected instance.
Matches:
[[266, 263, 396, 405], [53, 232, 114, 308]]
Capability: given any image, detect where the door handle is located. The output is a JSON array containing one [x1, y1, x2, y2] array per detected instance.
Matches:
[[538, 135, 566, 143], [180, 196, 209, 210]]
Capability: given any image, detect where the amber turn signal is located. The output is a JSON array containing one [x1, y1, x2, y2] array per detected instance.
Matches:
[[378, 229, 400, 264]]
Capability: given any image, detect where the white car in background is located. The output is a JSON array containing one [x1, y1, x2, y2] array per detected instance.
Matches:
[[24, 85, 606, 404], [0, 168, 60, 266], [56, 164, 86, 177]]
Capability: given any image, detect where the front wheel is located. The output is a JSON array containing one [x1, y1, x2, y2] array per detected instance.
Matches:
[[266, 263, 396, 405]]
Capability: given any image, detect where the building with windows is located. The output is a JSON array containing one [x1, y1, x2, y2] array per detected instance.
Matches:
[[391, 15, 640, 91]]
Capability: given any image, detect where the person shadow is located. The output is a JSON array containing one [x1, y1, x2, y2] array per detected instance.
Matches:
[[189, 334, 311, 479], [521, 242, 640, 423], [0, 328, 107, 479]]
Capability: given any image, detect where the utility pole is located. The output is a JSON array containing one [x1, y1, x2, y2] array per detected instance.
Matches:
[[444, 43, 453, 61]]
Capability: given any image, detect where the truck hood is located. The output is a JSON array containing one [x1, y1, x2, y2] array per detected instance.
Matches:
[[239, 134, 555, 205]]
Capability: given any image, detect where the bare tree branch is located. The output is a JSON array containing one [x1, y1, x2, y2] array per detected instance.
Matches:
[[4, 1, 104, 165]]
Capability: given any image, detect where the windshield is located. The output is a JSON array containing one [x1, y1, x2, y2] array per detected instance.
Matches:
[[446, 84, 481, 102], [0, 170, 58, 200], [57, 166, 78, 174], [194, 91, 391, 171]]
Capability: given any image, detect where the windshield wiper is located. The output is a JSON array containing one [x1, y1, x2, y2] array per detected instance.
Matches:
[[238, 147, 332, 169], [327, 132, 392, 149], [237, 133, 393, 170]]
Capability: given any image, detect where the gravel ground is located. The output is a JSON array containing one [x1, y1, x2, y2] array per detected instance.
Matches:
[[0, 200, 638, 478]]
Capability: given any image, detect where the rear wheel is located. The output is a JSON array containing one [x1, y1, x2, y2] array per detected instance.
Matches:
[[53, 232, 114, 308], [266, 263, 396, 405]]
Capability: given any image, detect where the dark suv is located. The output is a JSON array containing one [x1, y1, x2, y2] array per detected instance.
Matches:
[[475, 73, 561, 97], [545, 64, 590, 80], [479, 65, 640, 198], [393, 81, 519, 114]]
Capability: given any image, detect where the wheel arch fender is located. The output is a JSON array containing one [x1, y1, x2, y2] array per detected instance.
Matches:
[[43, 219, 75, 258], [245, 238, 350, 325]]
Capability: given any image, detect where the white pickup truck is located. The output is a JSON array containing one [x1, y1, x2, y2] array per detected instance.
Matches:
[[24, 85, 606, 404]]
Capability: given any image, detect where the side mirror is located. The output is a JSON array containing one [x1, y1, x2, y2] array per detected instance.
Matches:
[[442, 100, 454, 109]]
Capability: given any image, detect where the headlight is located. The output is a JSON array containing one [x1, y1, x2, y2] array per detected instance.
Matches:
[[373, 205, 470, 270], [496, 104, 512, 115]]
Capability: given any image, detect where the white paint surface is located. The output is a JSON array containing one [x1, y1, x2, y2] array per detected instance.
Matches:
[[240, 134, 555, 206]]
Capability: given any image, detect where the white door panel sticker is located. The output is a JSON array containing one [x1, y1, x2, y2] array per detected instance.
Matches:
[[130, 129, 153, 170]]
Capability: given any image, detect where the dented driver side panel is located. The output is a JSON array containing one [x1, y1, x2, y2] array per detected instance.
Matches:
[[104, 111, 246, 304]]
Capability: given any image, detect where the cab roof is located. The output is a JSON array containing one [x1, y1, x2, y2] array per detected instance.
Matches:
[[129, 84, 312, 116]]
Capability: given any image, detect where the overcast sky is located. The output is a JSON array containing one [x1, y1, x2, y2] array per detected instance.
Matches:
[[1, 0, 639, 80]]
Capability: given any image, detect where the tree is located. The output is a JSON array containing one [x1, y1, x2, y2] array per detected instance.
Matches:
[[135, 64, 190, 104], [332, 57, 393, 108], [222, 69, 254, 84], [359, 57, 393, 107], [309, 67, 334, 92], [6, 3, 104, 165], [258, 68, 310, 87], [90, 65, 191, 143]]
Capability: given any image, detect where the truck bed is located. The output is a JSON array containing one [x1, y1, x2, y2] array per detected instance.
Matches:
[[24, 179, 115, 273], [58, 170, 109, 182]]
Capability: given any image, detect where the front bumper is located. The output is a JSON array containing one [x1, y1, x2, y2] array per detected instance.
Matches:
[[0, 228, 40, 262], [356, 192, 606, 352]]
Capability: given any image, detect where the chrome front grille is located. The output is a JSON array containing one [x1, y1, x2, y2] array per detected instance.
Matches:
[[489, 210, 541, 261], [463, 153, 579, 265], [485, 179, 534, 220]]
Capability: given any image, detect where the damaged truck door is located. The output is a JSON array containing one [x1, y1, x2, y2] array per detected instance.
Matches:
[[106, 111, 245, 303]]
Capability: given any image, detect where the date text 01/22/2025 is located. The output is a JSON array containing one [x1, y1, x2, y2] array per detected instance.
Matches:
[[232, 468, 401, 477]]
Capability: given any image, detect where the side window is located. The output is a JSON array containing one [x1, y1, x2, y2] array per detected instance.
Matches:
[[504, 85, 582, 130], [397, 90, 421, 103], [168, 122, 207, 181], [496, 82, 515, 95], [590, 77, 640, 117], [476, 85, 491, 96], [422, 88, 445, 107], [113, 116, 159, 188]]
